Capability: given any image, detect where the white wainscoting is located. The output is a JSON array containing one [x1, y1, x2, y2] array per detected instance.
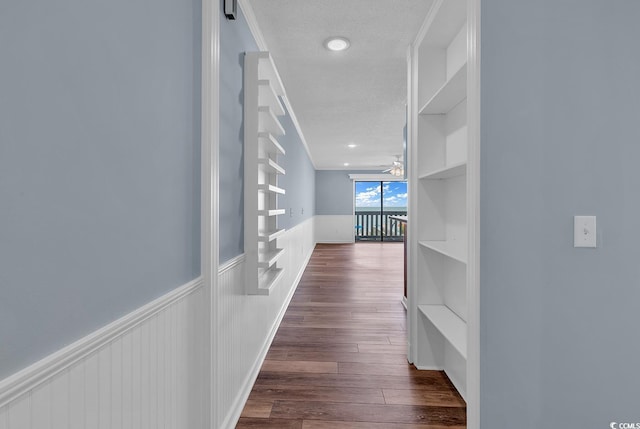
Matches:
[[0, 217, 316, 429], [315, 215, 355, 243], [215, 216, 315, 428], [0, 278, 208, 429]]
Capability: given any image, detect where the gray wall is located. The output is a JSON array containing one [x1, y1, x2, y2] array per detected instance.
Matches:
[[219, 6, 315, 261], [316, 170, 375, 215], [481, 0, 640, 426], [0, 0, 201, 379], [278, 109, 316, 230], [316, 171, 354, 215], [219, 3, 257, 262]]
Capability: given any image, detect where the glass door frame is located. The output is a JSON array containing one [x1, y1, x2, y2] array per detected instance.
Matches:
[[354, 180, 407, 242]]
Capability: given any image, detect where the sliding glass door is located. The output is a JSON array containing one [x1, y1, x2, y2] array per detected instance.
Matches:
[[354, 181, 407, 241]]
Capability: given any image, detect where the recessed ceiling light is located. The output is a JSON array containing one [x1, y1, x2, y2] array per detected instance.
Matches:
[[325, 37, 350, 52], [343, 162, 350, 166], [347, 143, 357, 148]]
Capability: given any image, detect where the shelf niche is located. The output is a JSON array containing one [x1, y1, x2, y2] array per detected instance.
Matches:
[[244, 51, 287, 296], [409, 0, 469, 401]]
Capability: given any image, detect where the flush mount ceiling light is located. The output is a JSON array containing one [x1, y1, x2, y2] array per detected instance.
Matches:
[[325, 37, 350, 52], [347, 143, 357, 148], [344, 162, 350, 166]]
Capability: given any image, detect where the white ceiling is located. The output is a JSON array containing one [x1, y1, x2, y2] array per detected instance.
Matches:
[[245, 0, 434, 170]]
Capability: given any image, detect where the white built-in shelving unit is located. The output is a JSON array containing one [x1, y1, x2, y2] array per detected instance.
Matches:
[[244, 51, 287, 295], [408, 0, 477, 404]]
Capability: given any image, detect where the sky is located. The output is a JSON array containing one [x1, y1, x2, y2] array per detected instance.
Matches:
[[355, 181, 407, 209]]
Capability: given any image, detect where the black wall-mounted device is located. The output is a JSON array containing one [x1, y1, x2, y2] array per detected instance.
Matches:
[[224, 0, 237, 20]]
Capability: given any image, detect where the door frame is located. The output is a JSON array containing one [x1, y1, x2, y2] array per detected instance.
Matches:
[[349, 173, 407, 242], [201, 0, 219, 425]]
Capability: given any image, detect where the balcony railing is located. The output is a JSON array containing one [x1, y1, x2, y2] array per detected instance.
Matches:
[[355, 210, 406, 241]]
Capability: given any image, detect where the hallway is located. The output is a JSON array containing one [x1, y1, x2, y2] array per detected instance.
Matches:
[[237, 243, 466, 428]]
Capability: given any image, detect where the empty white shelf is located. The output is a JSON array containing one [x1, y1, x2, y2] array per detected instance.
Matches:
[[245, 51, 286, 297], [419, 63, 467, 115], [258, 184, 285, 194], [419, 240, 467, 264], [255, 267, 284, 296], [418, 304, 467, 359], [258, 106, 286, 136], [258, 132, 286, 155], [258, 158, 286, 175], [258, 80, 285, 116], [258, 249, 284, 269], [419, 162, 467, 180], [258, 229, 286, 242], [258, 208, 285, 217], [257, 52, 285, 98]]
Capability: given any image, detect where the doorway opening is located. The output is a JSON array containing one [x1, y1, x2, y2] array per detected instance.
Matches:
[[354, 181, 407, 242]]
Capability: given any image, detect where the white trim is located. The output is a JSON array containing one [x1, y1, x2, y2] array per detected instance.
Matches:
[[406, 43, 418, 366], [352, 179, 356, 223], [201, 0, 219, 426], [413, 0, 441, 48], [348, 173, 406, 182], [279, 95, 316, 169], [222, 228, 316, 428], [466, 0, 481, 427], [237, 0, 317, 169], [414, 365, 442, 371], [0, 277, 204, 409], [237, 0, 267, 52], [219, 253, 246, 274], [316, 167, 383, 171]]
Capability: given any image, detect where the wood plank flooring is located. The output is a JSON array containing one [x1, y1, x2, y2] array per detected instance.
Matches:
[[237, 243, 466, 428]]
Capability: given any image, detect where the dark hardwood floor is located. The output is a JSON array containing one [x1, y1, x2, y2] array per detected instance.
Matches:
[[237, 243, 466, 428]]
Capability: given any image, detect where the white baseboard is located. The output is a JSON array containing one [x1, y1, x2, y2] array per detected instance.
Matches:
[[222, 238, 314, 428], [215, 217, 316, 428], [414, 365, 443, 371]]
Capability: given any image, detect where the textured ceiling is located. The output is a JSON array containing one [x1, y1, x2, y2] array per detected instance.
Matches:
[[246, 0, 434, 170]]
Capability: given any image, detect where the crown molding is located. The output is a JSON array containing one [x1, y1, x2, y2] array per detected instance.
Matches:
[[237, 0, 317, 169]]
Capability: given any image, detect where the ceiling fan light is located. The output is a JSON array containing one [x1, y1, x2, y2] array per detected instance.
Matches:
[[390, 165, 404, 177], [382, 156, 404, 177]]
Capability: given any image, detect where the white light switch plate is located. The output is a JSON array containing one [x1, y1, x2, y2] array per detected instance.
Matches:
[[574, 216, 596, 248]]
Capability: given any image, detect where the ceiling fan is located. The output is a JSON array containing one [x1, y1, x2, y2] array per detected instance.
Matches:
[[382, 155, 405, 177]]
